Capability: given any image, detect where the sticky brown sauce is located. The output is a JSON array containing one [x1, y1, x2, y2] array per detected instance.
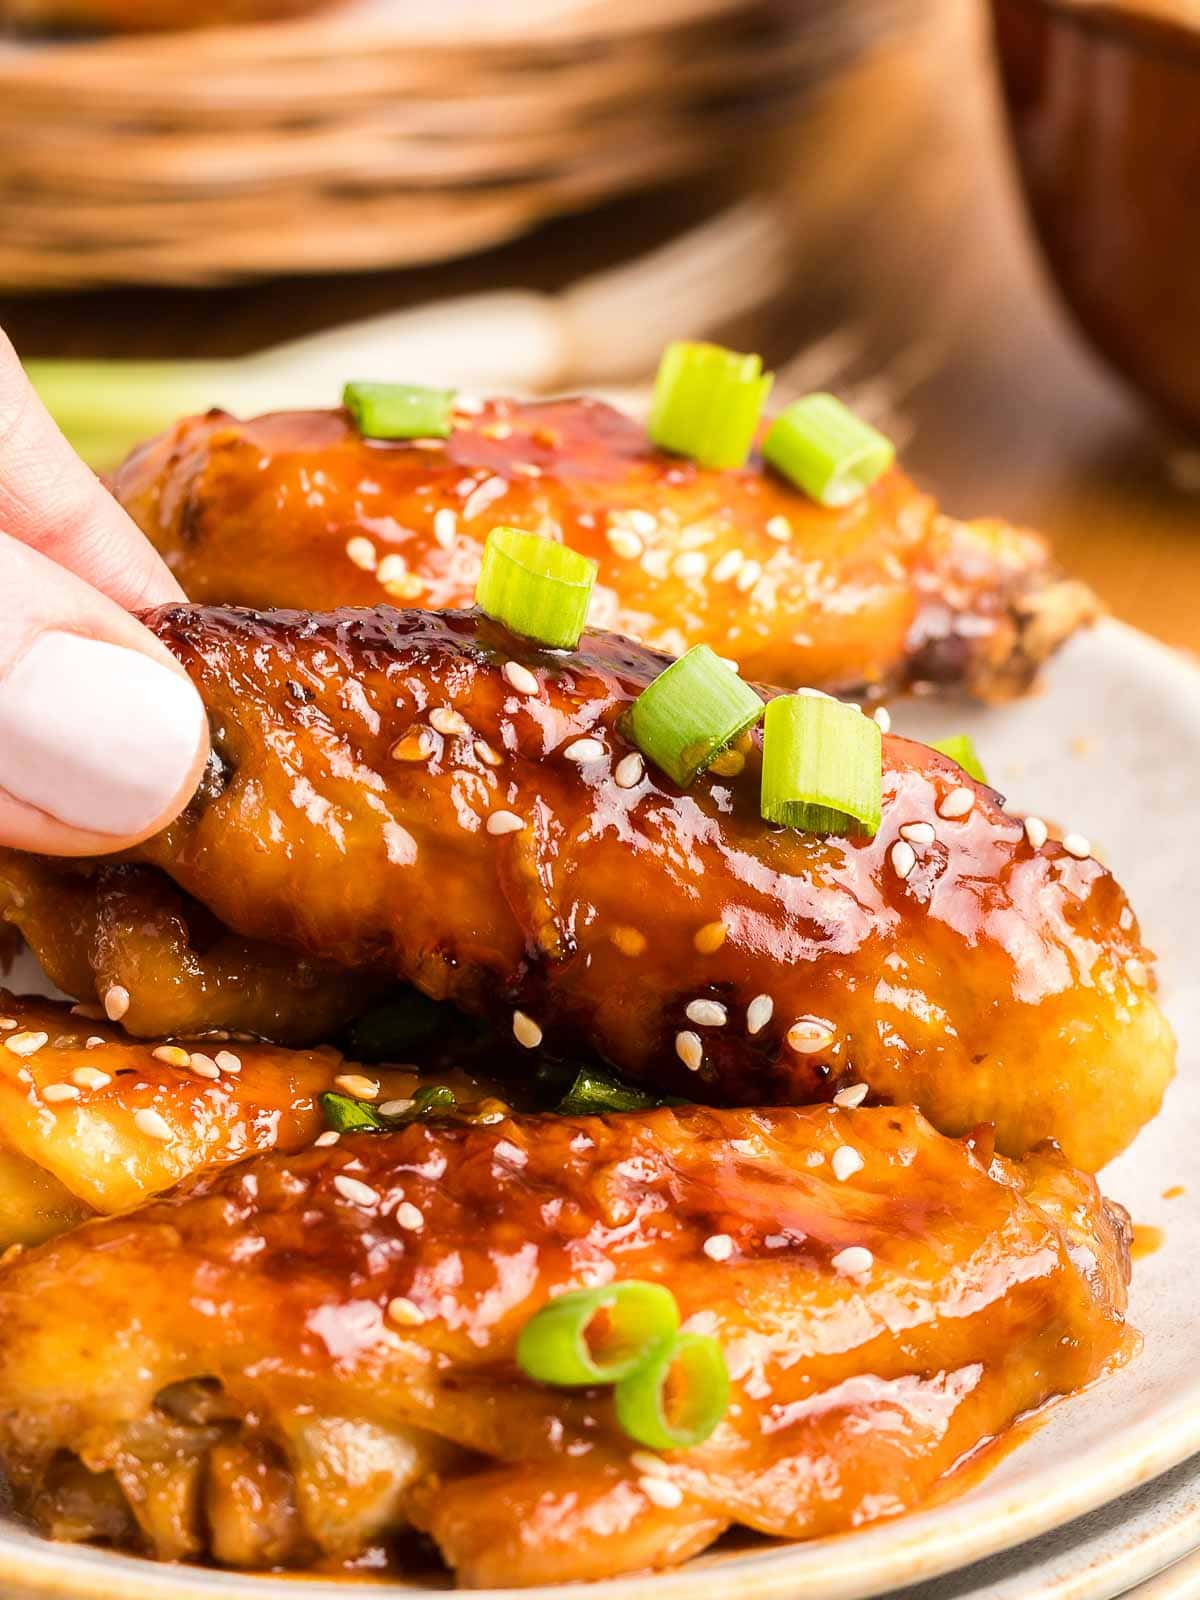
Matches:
[[1131, 1223, 1166, 1259]]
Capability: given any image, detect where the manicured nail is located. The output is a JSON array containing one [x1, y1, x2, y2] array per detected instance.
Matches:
[[0, 632, 206, 836]]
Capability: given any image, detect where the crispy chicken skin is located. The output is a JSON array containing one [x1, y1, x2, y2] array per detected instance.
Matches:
[[2, 604, 1170, 1170], [113, 400, 1097, 701], [0, 1106, 1131, 1585], [0, 989, 427, 1246]]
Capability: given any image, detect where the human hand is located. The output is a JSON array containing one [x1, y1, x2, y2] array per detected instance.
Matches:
[[0, 329, 208, 855]]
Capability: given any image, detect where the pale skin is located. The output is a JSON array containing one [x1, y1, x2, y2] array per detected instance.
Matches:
[[0, 329, 209, 856]]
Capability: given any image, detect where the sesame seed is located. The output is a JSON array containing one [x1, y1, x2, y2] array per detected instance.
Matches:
[[503, 661, 539, 696], [334, 1073, 380, 1101], [672, 551, 708, 580], [1062, 832, 1091, 859], [4, 1031, 47, 1057], [462, 476, 508, 521], [711, 550, 745, 583], [786, 1017, 835, 1055], [474, 739, 503, 767], [85, 1036, 105, 1049], [215, 1051, 242, 1074], [396, 1201, 424, 1231], [735, 560, 762, 593], [69, 1003, 104, 1021], [433, 508, 457, 549], [694, 921, 727, 954], [455, 393, 484, 415], [1125, 957, 1149, 988], [385, 573, 425, 601], [487, 810, 524, 836], [873, 707, 891, 733], [686, 999, 727, 1027], [345, 536, 377, 572], [187, 1053, 220, 1080], [564, 738, 605, 763], [614, 752, 645, 789], [376, 553, 408, 586], [607, 526, 643, 560], [765, 515, 792, 542], [625, 509, 658, 537], [890, 840, 917, 880], [334, 1174, 379, 1207], [314, 1130, 340, 1148], [151, 1045, 191, 1069], [640, 1476, 684, 1510], [641, 549, 670, 580], [391, 728, 434, 763], [938, 787, 975, 820], [104, 986, 130, 1022], [833, 1082, 869, 1109], [430, 707, 470, 738], [134, 1108, 173, 1142], [611, 926, 647, 957], [42, 1082, 79, 1103], [1024, 816, 1049, 850], [513, 1011, 543, 1049], [675, 1031, 704, 1072], [832, 1146, 865, 1182], [899, 821, 935, 845], [630, 1450, 667, 1477], [378, 1098, 415, 1117], [746, 994, 774, 1035], [72, 1066, 110, 1090], [0, 1018, 14, 1030], [387, 1295, 426, 1327], [702, 1232, 734, 1261], [831, 1245, 873, 1277]]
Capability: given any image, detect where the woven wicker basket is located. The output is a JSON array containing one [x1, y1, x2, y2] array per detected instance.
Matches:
[[0, 0, 910, 290]]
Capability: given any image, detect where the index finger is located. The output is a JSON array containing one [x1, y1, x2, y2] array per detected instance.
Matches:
[[0, 328, 184, 612]]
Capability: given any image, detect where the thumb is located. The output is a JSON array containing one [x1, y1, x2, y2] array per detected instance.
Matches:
[[0, 534, 208, 857]]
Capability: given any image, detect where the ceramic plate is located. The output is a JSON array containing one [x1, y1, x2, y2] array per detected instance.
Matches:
[[0, 617, 1195, 1600]]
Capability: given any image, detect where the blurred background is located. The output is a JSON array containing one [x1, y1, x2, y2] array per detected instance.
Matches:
[[0, 0, 1195, 655]]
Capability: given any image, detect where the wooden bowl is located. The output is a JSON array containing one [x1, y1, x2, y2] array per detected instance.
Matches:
[[990, 0, 1200, 434]]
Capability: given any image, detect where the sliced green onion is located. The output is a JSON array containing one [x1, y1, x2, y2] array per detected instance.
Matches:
[[556, 1068, 663, 1116], [648, 341, 773, 470], [476, 526, 597, 650], [764, 394, 895, 508], [343, 381, 455, 441], [614, 1332, 730, 1451], [929, 734, 987, 785], [343, 991, 448, 1062], [408, 1084, 458, 1119], [321, 1091, 386, 1134], [516, 1282, 679, 1387], [760, 694, 882, 836], [627, 645, 764, 788]]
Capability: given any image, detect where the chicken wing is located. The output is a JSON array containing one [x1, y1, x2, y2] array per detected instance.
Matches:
[[0, 988, 442, 1246], [2, 0, 328, 31], [2, 604, 1170, 1170], [113, 400, 1096, 700], [0, 1104, 1131, 1585]]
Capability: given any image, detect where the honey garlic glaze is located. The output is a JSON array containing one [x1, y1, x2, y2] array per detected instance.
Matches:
[[76, 603, 1179, 1173]]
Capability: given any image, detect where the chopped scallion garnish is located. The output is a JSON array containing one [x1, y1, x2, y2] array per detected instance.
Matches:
[[763, 393, 894, 507], [516, 1282, 679, 1387], [627, 645, 764, 788], [475, 525, 597, 650], [760, 694, 882, 836], [613, 1331, 730, 1451], [320, 1091, 386, 1133], [342, 381, 455, 441], [648, 341, 773, 470], [556, 1068, 663, 1116], [408, 1084, 457, 1119], [929, 734, 987, 784]]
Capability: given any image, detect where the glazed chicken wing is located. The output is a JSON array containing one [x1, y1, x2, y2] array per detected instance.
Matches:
[[2, 0, 327, 31], [114, 399, 1096, 700], [4, 605, 1170, 1170], [0, 1105, 1131, 1586], [0, 989, 436, 1246]]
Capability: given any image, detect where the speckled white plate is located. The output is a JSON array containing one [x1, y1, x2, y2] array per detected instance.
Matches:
[[0, 616, 1195, 1600]]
